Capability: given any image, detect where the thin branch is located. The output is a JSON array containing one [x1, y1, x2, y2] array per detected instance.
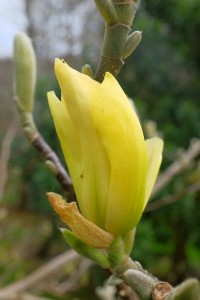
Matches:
[[31, 130, 75, 201], [18, 112, 76, 201], [0, 250, 80, 299], [146, 182, 200, 212], [48, 259, 92, 296], [152, 139, 200, 197], [0, 121, 17, 202], [14, 293, 50, 300]]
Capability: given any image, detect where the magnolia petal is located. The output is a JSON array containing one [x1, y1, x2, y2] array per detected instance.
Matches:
[[54, 58, 99, 130], [47, 192, 114, 249], [48, 91, 98, 222], [91, 73, 147, 234], [145, 137, 164, 206], [48, 91, 81, 161], [48, 92, 85, 208], [53, 59, 110, 228]]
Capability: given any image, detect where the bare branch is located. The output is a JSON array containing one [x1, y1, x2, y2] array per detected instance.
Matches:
[[18, 111, 76, 201], [0, 121, 17, 202], [146, 182, 200, 212], [31, 130, 75, 201], [152, 139, 200, 197], [14, 293, 50, 300], [48, 259, 92, 296], [0, 250, 80, 299]]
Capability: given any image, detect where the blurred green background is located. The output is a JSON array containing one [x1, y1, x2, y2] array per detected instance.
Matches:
[[0, 0, 200, 299]]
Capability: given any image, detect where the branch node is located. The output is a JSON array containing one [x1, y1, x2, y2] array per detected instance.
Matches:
[[152, 282, 172, 300]]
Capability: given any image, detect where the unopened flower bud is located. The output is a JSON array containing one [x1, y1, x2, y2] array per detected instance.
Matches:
[[13, 33, 36, 112], [48, 59, 163, 245]]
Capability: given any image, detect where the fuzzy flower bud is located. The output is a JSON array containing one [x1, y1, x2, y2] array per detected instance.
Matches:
[[13, 33, 36, 112]]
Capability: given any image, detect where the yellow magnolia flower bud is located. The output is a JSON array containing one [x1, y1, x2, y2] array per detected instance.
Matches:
[[48, 59, 163, 238]]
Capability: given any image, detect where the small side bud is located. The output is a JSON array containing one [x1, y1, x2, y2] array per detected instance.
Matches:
[[61, 229, 110, 268], [93, 0, 118, 25], [123, 31, 142, 59], [81, 64, 94, 78], [13, 32, 36, 112], [45, 160, 59, 176]]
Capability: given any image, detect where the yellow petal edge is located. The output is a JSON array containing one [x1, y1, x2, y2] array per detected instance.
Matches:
[[145, 137, 164, 206]]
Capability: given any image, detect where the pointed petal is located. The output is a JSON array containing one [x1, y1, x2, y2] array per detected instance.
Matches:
[[92, 73, 148, 234], [48, 91, 84, 205], [47, 91, 81, 161], [47, 192, 114, 249], [145, 137, 164, 205], [54, 58, 99, 130], [53, 60, 110, 228]]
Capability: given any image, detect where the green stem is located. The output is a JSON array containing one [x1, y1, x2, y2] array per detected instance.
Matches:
[[95, 0, 138, 82]]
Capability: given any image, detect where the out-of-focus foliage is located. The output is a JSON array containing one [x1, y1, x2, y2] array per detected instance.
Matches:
[[121, 0, 200, 148]]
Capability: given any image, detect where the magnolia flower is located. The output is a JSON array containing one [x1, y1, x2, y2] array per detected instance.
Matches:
[[47, 59, 163, 248]]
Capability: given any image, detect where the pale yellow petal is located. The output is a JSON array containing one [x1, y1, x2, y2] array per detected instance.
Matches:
[[47, 192, 114, 249], [91, 73, 148, 234], [48, 91, 82, 188], [47, 91, 81, 161], [54, 58, 99, 130], [48, 91, 97, 223], [145, 137, 164, 206], [48, 91, 87, 214], [52, 60, 110, 228]]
